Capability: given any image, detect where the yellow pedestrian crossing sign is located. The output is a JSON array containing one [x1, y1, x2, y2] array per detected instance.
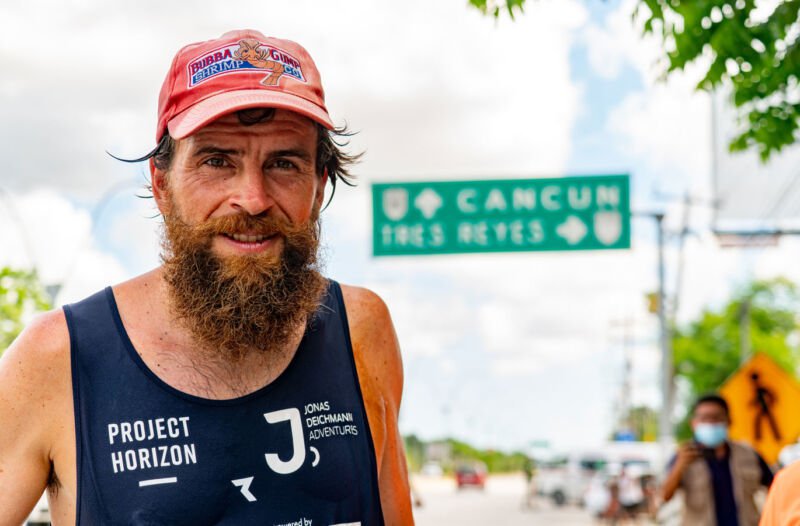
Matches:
[[720, 353, 800, 465]]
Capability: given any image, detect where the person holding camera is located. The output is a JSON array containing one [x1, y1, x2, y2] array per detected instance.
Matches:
[[662, 394, 773, 526]]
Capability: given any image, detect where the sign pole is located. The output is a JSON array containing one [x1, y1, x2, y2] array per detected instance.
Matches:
[[655, 213, 674, 461], [739, 298, 751, 366]]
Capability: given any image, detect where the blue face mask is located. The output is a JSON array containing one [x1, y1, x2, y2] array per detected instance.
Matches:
[[694, 423, 728, 448]]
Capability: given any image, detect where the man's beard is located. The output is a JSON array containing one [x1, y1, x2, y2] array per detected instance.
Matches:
[[161, 204, 327, 360]]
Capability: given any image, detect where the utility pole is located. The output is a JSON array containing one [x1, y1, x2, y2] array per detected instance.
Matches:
[[655, 213, 674, 458], [634, 211, 674, 459], [610, 318, 635, 437], [739, 297, 751, 365], [633, 210, 674, 459]]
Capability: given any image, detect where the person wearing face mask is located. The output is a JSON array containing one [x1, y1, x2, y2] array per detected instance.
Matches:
[[662, 394, 773, 526]]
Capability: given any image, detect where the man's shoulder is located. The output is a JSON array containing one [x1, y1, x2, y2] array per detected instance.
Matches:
[[339, 284, 392, 328], [769, 461, 800, 503], [338, 284, 398, 356], [762, 462, 800, 524], [0, 308, 71, 407], [775, 461, 800, 484], [338, 284, 402, 397], [4, 308, 70, 366]]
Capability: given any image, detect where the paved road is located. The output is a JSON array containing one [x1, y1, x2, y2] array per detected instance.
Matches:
[[412, 474, 596, 525]]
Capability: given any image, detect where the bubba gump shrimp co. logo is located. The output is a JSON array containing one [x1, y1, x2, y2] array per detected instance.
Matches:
[[187, 39, 305, 88]]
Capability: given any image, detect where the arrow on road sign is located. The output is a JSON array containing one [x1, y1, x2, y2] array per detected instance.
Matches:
[[414, 189, 443, 219], [556, 215, 588, 245]]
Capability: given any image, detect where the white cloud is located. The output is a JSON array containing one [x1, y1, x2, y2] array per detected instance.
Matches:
[[1, 0, 585, 199], [370, 279, 473, 358], [0, 189, 128, 304], [607, 84, 711, 191], [581, 0, 712, 196]]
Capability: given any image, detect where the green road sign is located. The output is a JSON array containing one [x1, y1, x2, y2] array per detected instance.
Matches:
[[372, 175, 630, 256]]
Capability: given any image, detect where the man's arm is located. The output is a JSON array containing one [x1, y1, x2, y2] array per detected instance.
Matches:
[[661, 443, 701, 502], [342, 285, 414, 525], [0, 310, 70, 524], [760, 462, 800, 526]]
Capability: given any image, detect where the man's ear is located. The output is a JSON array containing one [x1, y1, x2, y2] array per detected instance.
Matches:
[[315, 167, 329, 209], [151, 159, 171, 216]]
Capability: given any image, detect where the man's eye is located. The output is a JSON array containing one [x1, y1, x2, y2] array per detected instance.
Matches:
[[272, 159, 297, 170], [204, 157, 228, 168]]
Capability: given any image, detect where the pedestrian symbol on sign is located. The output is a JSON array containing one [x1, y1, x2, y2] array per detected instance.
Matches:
[[751, 372, 781, 441], [719, 353, 800, 464]]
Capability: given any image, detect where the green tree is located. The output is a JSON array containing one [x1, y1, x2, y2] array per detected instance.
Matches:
[[619, 405, 660, 442], [403, 434, 426, 472], [470, 0, 800, 161], [639, 0, 800, 161], [468, 0, 525, 19], [0, 267, 51, 355], [448, 438, 528, 473], [672, 278, 800, 437]]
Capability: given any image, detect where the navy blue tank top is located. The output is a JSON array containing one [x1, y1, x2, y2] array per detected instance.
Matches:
[[64, 281, 384, 525]]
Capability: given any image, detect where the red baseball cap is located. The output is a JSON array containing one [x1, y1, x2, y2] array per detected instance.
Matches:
[[156, 29, 334, 142]]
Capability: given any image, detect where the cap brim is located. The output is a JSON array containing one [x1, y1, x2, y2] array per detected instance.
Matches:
[[167, 89, 334, 139]]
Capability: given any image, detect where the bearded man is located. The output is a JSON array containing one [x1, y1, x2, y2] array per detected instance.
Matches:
[[0, 30, 413, 525]]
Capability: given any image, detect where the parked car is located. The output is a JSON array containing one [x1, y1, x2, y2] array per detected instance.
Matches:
[[455, 461, 487, 489]]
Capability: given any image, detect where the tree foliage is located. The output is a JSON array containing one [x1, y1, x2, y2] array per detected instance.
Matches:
[[403, 434, 529, 473], [620, 405, 660, 442], [672, 278, 800, 397], [0, 267, 51, 354], [639, 0, 800, 161], [470, 0, 800, 161], [403, 434, 426, 472], [671, 278, 800, 438], [448, 438, 529, 472], [468, 0, 526, 19]]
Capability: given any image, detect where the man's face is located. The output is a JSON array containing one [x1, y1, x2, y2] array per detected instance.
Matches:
[[691, 401, 729, 428], [153, 109, 328, 358], [154, 109, 327, 257]]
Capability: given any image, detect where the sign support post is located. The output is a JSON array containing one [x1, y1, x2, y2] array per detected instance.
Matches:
[[655, 212, 674, 462]]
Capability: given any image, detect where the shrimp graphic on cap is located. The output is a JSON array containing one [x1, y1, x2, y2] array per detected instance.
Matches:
[[233, 38, 286, 86]]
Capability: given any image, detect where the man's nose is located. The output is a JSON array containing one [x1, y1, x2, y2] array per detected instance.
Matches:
[[231, 166, 274, 216]]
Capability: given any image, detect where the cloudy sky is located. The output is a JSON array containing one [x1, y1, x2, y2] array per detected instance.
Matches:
[[2, 0, 798, 453]]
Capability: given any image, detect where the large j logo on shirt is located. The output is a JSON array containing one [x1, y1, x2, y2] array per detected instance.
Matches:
[[263, 408, 306, 474]]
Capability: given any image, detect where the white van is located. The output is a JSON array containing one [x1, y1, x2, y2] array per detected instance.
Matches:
[[535, 441, 662, 507]]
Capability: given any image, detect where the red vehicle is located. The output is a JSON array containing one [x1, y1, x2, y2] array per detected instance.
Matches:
[[455, 462, 488, 489]]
